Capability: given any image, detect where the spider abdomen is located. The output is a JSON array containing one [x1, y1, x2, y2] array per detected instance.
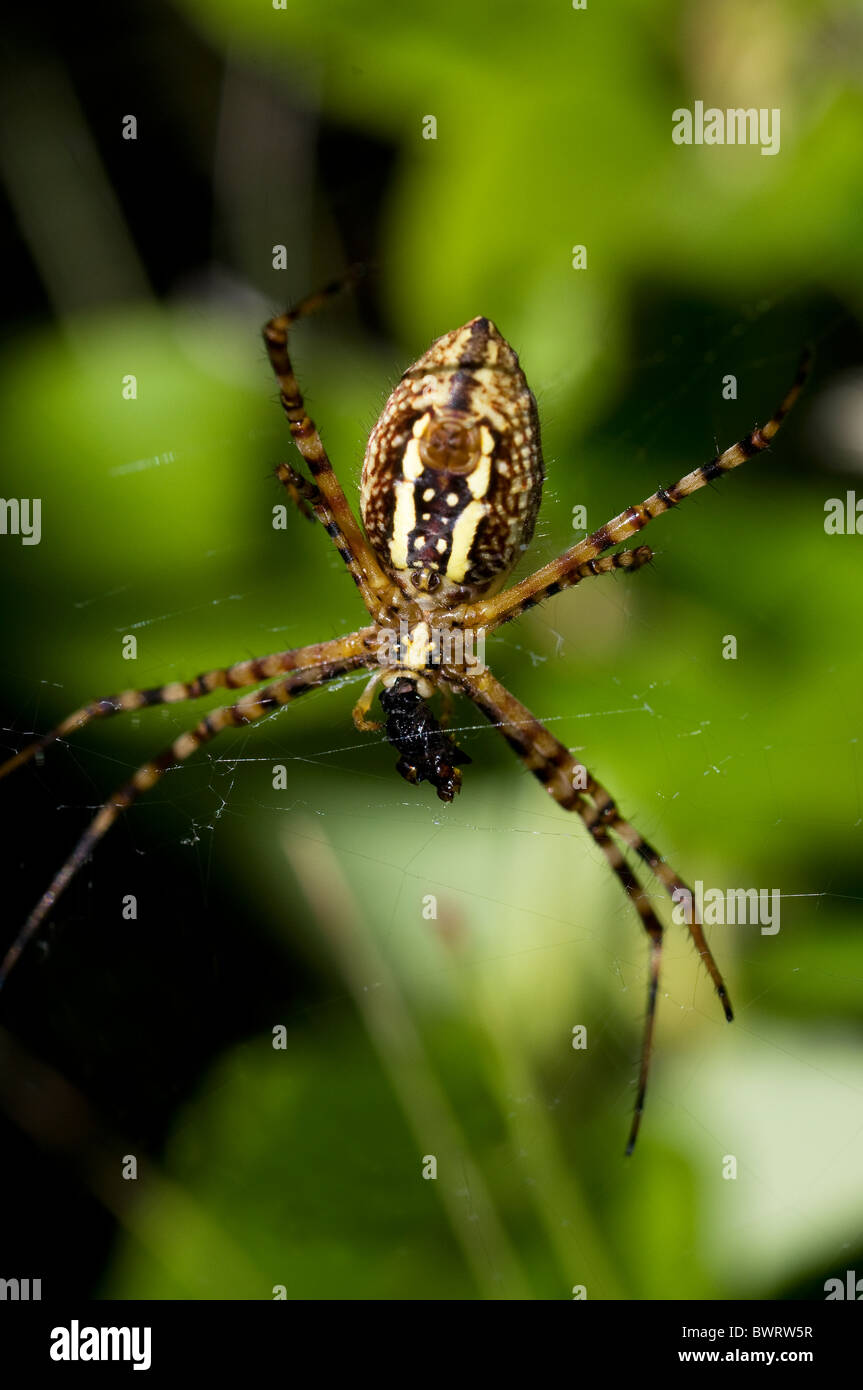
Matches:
[[361, 317, 544, 609]]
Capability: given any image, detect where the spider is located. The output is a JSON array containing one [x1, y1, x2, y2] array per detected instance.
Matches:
[[0, 273, 810, 1152]]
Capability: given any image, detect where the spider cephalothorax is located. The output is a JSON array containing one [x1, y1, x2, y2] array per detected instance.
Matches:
[[0, 272, 810, 1153], [360, 316, 543, 608]]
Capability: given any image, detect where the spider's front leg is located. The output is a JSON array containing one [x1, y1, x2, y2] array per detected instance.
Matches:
[[0, 642, 376, 988], [449, 664, 732, 1153], [0, 629, 376, 781], [461, 350, 811, 632], [274, 460, 402, 617], [264, 276, 402, 623]]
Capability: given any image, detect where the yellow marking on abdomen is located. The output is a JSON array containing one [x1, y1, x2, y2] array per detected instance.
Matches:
[[446, 500, 487, 582], [388, 478, 417, 569], [401, 436, 425, 481], [467, 453, 491, 499]]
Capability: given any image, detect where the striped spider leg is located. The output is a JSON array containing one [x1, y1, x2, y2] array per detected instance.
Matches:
[[0, 630, 375, 782], [263, 274, 403, 624], [450, 665, 731, 1155], [0, 635, 376, 986], [450, 349, 812, 632]]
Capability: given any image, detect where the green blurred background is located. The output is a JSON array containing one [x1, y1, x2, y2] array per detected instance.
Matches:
[[1, 0, 862, 1300]]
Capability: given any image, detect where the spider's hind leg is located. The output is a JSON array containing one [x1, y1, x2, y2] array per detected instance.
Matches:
[[453, 664, 732, 1152]]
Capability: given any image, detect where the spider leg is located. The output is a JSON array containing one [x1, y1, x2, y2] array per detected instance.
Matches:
[[0, 654, 374, 988], [0, 629, 375, 782], [274, 461, 397, 610], [263, 275, 400, 621], [449, 546, 654, 630], [590, 821, 663, 1154], [352, 671, 383, 731], [462, 350, 811, 631], [275, 460, 319, 523], [450, 664, 732, 1153]]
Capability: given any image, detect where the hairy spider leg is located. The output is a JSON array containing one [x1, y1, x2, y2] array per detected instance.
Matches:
[[452, 664, 733, 1153], [263, 272, 402, 620], [0, 630, 376, 782], [457, 350, 812, 631], [0, 651, 373, 987]]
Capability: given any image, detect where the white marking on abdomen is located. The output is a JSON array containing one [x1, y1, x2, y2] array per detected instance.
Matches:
[[389, 478, 417, 569], [447, 500, 487, 582]]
